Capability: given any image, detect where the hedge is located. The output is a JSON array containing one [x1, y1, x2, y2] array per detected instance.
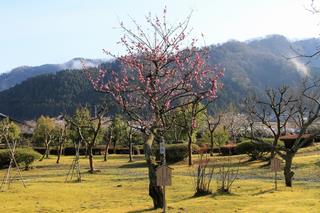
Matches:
[[0, 148, 41, 170], [155, 143, 200, 164], [236, 141, 272, 160]]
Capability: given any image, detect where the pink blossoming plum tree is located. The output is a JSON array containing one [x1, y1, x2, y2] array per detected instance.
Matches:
[[84, 9, 223, 209]]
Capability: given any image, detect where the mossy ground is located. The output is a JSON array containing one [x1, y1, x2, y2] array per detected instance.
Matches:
[[0, 145, 319, 212]]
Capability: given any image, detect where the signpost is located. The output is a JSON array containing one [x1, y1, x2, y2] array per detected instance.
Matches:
[[156, 165, 173, 213], [156, 165, 172, 186], [271, 157, 281, 190], [157, 140, 173, 213]]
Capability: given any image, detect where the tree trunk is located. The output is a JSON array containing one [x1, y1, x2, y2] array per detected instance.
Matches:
[[85, 144, 88, 158], [113, 140, 117, 154], [56, 143, 63, 164], [210, 132, 214, 156], [174, 126, 179, 144], [44, 142, 50, 159], [188, 134, 193, 166], [104, 140, 110, 162], [129, 139, 134, 162], [144, 133, 163, 209], [284, 152, 295, 187], [88, 145, 94, 173], [104, 131, 112, 162]]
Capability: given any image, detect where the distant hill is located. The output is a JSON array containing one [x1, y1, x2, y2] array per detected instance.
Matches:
[[1, 35, 320, 120], [0, 58, 105, 91], [0, 68, 122, 120]]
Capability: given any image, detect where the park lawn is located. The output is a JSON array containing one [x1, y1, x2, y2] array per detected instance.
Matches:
[[0, 152, 319, 213]]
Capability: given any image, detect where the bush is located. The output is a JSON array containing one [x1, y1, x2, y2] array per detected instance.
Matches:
[[155, 143, 200, 164], [220, 144, 237, 155], [236, 141, 272, 160], [0, 148, 41, 170]]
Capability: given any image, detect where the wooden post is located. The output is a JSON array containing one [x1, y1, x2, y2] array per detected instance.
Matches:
[[160, 140, 166, 213], [163, 185, 166, 213], [156, 165, 172, 212], [275, 170, 277, 190], [271, 157, 281, 191]]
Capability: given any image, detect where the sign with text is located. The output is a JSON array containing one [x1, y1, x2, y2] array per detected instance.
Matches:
[[271, 158, 281, 172], [156, 165, 173, 186]]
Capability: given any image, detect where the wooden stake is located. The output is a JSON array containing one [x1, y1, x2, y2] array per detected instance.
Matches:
[[0, 139, 26, 191], [275, 170, 277, 190], [65, 140, 81, 182], [163, 185, 166, 213]]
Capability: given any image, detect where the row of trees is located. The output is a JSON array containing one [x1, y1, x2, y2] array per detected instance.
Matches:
[[32, 105, 233, 165], [1, 102, 234, 173], [0, 108, 139, 172], [35, 110, 132, 167]]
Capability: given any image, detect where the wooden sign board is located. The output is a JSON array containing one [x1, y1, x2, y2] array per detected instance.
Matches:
[[156, 165, 173, 186], [271, 158, 281, 172]]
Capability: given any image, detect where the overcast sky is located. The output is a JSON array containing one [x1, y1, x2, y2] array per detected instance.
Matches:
[[0, 0, 319, 73]]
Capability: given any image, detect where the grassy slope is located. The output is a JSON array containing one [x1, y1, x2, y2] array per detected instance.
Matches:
[[0, 146, 319, 213]]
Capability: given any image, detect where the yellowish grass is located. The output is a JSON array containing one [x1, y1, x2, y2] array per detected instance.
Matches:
[[0, 153, 319, 213]]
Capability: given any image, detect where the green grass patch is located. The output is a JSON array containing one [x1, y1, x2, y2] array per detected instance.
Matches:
[[0, 153, 319, 212]]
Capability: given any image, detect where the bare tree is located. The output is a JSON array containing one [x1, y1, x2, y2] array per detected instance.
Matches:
[[216, 158, 239, 193], [205, 113, 221, 156], [220, 105, 248, 143], [244, 86, 297, 161], [276, 78, 320, 186], [193, 150, 214, 196], [177, 100, 208, 166]]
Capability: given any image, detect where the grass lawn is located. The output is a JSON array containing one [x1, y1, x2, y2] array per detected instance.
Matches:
[[0, 146, 319, 213]]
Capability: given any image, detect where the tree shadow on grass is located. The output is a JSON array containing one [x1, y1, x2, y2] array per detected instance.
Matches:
[[126, 207, 155, 213], [252, 188, 274, 196], [119, 162, 147, 168], [111, 177, 147, 182], [212, 191, 238, 197], [178, 193, 212, 202]]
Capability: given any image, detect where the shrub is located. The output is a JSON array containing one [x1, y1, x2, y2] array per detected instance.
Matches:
[[155, 143, 200, 164], [193, 153, 214, 196], [216, 158, 239, 194], [0, 150, 11, 167], [236, 141, 272, 160], [0, 148, 41, 170]]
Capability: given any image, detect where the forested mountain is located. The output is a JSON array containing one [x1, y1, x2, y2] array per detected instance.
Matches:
[[0, 58, 104, 91], [0, 69, 120, 120], [1, 35, 320, 120]]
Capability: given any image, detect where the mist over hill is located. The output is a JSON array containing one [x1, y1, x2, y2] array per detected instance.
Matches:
[[0, 58, 105, 91]]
